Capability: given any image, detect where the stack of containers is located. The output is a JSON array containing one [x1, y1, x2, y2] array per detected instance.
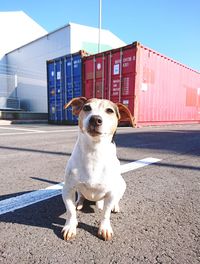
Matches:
[[82, 42, 200, 126], [47, 50, 87, 124]]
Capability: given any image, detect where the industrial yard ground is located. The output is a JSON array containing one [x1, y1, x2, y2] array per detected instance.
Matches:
[[0, 124, 200, 263]]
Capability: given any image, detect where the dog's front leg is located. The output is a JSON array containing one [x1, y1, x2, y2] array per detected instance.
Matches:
[[62, 186, 78, 241], [98, 194, 115, 241]]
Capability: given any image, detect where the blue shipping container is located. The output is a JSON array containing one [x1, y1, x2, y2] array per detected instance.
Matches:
[[47, 51, 87, 124]]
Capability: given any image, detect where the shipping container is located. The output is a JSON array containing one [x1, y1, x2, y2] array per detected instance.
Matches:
[[83, 42, 200, 126], [47, 51, 87, 124]]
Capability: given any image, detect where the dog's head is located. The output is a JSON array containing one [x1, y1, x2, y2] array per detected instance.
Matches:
[[64, 97, 135, 140]]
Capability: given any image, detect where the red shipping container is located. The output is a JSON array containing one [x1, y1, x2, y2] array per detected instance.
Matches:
[[83, 42, 200, 126]]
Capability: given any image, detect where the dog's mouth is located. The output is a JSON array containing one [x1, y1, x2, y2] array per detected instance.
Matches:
[[87, 126, 102, 137]]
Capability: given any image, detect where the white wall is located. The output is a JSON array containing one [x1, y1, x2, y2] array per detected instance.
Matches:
[[0, 56, 8, 96], [70, 22, 126, 54], [6, 26, 70, 112], [0, 11, 47, 59], [5, 23, 126, 113]]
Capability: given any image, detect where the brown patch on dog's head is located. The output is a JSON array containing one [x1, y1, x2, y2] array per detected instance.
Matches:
[[64, 97, 87, 115], [64, 97, 87, 132], [115, 103, 135, 127]]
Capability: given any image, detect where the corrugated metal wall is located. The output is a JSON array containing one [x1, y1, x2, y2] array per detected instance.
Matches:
[[47, 51, 85, 124], [83, 42, 200, 126], [136, 44, 200, 125]]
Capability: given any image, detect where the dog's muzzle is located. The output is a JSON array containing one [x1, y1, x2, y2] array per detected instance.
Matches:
[[89, 115, 102, 127], [87, 115, 103, 136]]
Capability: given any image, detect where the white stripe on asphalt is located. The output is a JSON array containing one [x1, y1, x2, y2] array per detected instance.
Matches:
[[0, 129, 78, 136], [0, 132, 42, 136], [0, 126, 45, 133], [120, 157, 161, 173], [0, 126, 133, 137], [0, 157, 161, 215]]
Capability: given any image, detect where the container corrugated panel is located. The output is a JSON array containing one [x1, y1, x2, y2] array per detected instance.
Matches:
[[83, 42, 200, 126], [47, 51, 87, 124], [136, 44, 200, 125]]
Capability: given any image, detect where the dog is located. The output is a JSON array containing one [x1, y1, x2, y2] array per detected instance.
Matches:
[[62, 97, 134, 241]]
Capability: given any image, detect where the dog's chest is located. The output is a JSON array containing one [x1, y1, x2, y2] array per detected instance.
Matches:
[[79, 152, 113, 182], [73, 147, 119, 201]]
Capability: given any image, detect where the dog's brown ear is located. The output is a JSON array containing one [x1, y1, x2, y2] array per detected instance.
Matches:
[[116, 103, 135, 127], [64, 97, 87, 116]]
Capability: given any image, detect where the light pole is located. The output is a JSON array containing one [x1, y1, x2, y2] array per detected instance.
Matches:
[[98, 0, 102, 53]]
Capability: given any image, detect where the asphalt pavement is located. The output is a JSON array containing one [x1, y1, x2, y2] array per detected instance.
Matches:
[[0, 123, 200, 264]]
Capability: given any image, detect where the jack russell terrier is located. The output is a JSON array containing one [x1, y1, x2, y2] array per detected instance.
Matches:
[[62, 97, 134, 241]]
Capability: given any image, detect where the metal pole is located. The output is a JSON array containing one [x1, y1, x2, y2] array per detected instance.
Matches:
[[98, 0, 102, 53]]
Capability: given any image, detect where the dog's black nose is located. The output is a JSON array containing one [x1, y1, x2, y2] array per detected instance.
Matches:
[[89, 115, 103, 126]]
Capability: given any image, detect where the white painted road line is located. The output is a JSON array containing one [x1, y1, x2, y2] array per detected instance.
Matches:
[[44, 129, 78, 133], [121, 157, 161, 174], [0, 157, 161, 215], [0, 126, 45, 133], [0, 129, 78, 136], [0, 182, 64, 216], [0, 126, 133, 137], [0, 132, 42, 136]]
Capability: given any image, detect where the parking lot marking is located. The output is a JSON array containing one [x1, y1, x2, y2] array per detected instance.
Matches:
[[0, 128, 78, 136], [0, 126, 133, 137], [0, 126, 45, 133], [0, 132, 42, 136], [121, 157, 161, 173], [0, 157, 161, 215]]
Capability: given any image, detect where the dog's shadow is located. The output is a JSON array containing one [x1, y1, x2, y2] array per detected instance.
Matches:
[[52, 198, 99, 240], [0, 193, 99, 241]]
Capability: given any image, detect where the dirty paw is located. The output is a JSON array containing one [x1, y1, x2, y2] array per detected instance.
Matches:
[[98, 220, 113, 241], [62, 224, 77, 241]]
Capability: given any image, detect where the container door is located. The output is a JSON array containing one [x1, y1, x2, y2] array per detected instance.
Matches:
[[83, 55, 106, 99], [94, 55, 106, 98], [64, 54, 82, 122], [55, 59, 63, 122], [47, 61, 56, 121], [64, 55, 74, 121], [108, 47, 136, 115], [83, 58, 94, 98], [73, 54, 82, 97]]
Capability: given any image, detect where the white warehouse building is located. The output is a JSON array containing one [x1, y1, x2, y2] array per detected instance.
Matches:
[[0, 11, 126, 113]]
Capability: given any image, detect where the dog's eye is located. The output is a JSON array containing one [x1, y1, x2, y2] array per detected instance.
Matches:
[[83, 105, 92, 112], [106, 108, 114, 114]]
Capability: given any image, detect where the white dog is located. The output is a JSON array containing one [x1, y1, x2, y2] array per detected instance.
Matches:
[[62, 97, 134, 241]]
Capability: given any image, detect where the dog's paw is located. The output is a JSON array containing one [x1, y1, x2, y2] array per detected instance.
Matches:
[[112, 203, 120, 213], [76, 200, 84, 210], [75, 194, 85, 210], [62, 222, 77, 241], [98, 220, 113, 241], [96, 200, 104, 210]]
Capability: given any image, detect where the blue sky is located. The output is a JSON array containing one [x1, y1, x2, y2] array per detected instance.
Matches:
[[1, 0, 200, 71]]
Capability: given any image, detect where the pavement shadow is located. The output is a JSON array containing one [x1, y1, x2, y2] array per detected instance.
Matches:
[[0, 145, 71, 157], [0, 193, 99, 241], [115, 129, 200, 157], [0, 191, 33, 202]]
